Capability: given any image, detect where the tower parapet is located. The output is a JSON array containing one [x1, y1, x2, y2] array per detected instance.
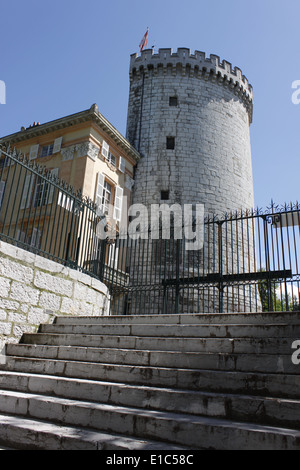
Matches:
[[129, 48, 253, 123]]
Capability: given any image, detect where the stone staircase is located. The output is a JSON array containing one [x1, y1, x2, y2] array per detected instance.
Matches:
[[0, 312, 299, 450]]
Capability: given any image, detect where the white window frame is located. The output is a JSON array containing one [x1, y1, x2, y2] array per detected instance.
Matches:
[[108, 152, 116, 167], [33, 168, 59, 208], [103, 181, 112, 216], [40, 144, 54, 158]]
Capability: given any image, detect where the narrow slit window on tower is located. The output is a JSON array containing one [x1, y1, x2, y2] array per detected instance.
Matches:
[[166, 137, 175, 150], [161, 190, 169, 201], [169, 96, 178, 107]]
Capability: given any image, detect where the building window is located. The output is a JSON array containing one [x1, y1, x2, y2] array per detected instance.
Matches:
[[166, 137, 175, 150], [161, 190, 169, 201], [103, 181, 112, 215], [108, 152, 116, 167], [40, 144, 54, 158], [33, 179, 49, 207], [95, 173, 123, 221], [169, 96, 178, 106], [32, 168, 58, 208]]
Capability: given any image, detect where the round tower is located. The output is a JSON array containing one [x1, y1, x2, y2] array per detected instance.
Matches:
[[126, 47, 254, 214], [124, 48, 258, 314]]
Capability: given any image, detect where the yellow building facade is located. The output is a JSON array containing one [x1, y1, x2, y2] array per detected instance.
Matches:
[[0, 104, 140, 276]]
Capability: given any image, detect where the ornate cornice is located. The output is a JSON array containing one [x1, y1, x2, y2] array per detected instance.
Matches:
[[0, 104, 141, 162]]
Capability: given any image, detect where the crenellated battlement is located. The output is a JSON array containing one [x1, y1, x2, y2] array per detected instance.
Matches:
[[129, 48, 253, 122]]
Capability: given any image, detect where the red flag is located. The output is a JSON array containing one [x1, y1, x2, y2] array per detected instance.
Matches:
[[139, 28, 149, 52]]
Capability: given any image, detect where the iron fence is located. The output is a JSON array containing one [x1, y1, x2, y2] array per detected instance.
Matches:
[[0, 146, 101, 278], [0, 147, 299, 316], [103, 202, 300, 315]]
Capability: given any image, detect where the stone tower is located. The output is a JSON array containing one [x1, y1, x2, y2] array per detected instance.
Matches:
[[125, 48, 258, 313], [126, 48, 254, 214]]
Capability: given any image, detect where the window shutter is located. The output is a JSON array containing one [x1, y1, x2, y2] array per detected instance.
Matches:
[[17, 230, 26, 243], [48, 168, 59, 204], [119, 156, 126, 173], [113, 186, 123, 222], [32, 179, 41, 208], [53, 137, 63, 154], [31, 228, 37, 247], [29, 144, 39, 160], [31, 228, 41, 248], [101, 140, 109, 159], [0, 181, 5, 207], [95, 173, 105, 210], [108, 244, 119, 270], [21, 175, 34, 209], [58, 192, 73, 212]]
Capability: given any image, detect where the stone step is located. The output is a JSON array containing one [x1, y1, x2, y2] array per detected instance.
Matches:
[[54, 312, 300, 326], [0, 413, 187, 451], [0, 371, 299, 428], [5, 343, 298, 374], [1, 312, 300, 450], [2, 356, 300, 398], [38, 322, 300, 338], [0, 389, 299, 450], [21, 332, 296, 354]]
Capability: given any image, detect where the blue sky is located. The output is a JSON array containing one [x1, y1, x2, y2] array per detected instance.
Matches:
[[0, 0, 299, 209]]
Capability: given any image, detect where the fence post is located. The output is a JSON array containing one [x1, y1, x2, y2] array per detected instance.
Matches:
[[218, 221, 224, 313], [175, 238, 181, 314], [263, 216, 273, 311]]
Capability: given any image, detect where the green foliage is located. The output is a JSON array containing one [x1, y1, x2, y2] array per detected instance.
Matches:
[[257, 270, 299, 312]]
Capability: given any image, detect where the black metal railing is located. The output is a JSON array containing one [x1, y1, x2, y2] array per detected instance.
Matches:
[[103, 202, 300, 315], [1, 147, 299, 316], [0, 146, 101, 277]]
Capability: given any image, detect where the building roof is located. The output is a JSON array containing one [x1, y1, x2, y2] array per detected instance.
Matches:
[[0, 104, 141, 163]]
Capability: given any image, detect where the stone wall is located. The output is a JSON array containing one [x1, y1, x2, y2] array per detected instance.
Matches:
[[0, 240, 110, 353]]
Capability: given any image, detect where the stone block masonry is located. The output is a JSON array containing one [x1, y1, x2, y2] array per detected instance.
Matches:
[[0, 240, 110, 354], [125, 48, 256, 314]]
